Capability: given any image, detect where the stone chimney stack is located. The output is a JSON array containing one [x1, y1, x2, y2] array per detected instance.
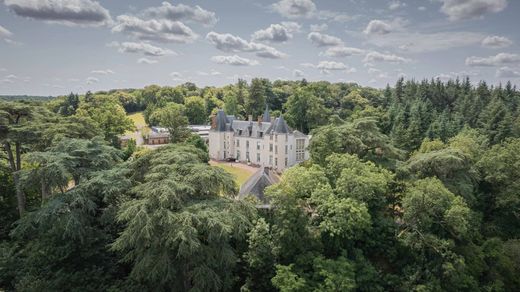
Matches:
[[257, 116, 262, 126], [210, 115, 217, 129], [248, 115, 253, 122]]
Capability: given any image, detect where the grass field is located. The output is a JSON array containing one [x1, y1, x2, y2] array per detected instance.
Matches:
[[125, 112, 150, 139], [212, 163, 254, 187]]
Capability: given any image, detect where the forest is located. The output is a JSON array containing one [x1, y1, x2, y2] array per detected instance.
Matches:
[[1, 77, 520, 291]]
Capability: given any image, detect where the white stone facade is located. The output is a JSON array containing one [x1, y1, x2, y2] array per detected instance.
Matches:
[[208, 108, 310, 172]]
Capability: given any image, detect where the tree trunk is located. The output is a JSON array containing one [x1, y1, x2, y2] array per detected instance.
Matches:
[[41, 180, 50, 203], [3, 142, 26, 217], [13, 172, 26, 216]]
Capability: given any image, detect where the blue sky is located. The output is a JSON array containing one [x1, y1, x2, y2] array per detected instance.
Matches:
[[0, 0, 519, 96]]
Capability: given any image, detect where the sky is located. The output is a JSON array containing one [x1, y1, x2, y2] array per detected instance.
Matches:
[[0, 0, 519, 96]]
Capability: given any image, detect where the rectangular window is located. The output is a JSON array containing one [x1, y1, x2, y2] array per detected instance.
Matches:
[[237, 150, 240, 160], [246, 151, 250, 161], [285, 157, 288, 166], [285, 145, 288, 154], [275, 145, 278, 154], [296, 139, 305, 162], [269, 144, 273, 152], [246, 140, 249, 148], [269, 155, 273, 165], [270, 134, 273, 140], [238, 129, 242, 135], [257, 153, 260, 163], [285, 134, 288, 142], [275, 135, 277, 142], [259, 132, 263, 138], [257, 142, 260, 150], [275, 158, 278, 166]]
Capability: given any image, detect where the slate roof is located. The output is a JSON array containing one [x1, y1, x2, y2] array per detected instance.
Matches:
[[238, 167, 280, 202], [213, 108, 293, 137]]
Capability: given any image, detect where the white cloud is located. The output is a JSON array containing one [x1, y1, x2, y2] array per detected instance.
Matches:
[[293, 69, 304, 77], [91, 69, 114, 75], [316, 61, 355, 74], [321, 46, 365, 57], [170, 72, 182, 78], [137, 58, 158, 64], [418, 6, 427, 11], [439, 0, 507, 21], [211, 55, 259, 66], [86, 76, 99, 84], [252, 22, 300, 43], [481, 35, 512, 48], [364, 20, 392, 35], [5, 74, 17, 79], [272, 0, 316, 19], [496, 66, 520, 78], [466, 53, 520, 67], [363, 51, 411, 64], [307, 32, 343, 47], [363, 18, 406, 35], [366, 31, 484, 53], [0, 25, 13, 38], [143, 2, 217, 26], [108, 41, 176, 57], [388, 1, 406, 10], [206, 32, 286, 58], [310, 23, 327, 32], [112, 15, 198, 43], [5, 0, 112, 26]]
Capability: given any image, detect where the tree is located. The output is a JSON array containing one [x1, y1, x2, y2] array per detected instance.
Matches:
[[149, 103, 190, 143], [246, 78, 267, 117], [184, 96, 206, 124], [285, 87, 328, 133], [76, 94, 134, 146], [111, 145, 256, 291], [242, 218, 276, 292], [478, 138, 520, 237]]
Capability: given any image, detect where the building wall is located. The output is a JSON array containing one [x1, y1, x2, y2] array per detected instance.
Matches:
[[209, 129, 310, 171]]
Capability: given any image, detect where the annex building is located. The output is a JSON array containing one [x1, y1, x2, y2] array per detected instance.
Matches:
[[208, 106, 310, 172]]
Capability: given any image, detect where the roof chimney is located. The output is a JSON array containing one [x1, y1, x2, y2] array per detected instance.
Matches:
[[210, 115, 217, 129], [248, 115, 253, 122]]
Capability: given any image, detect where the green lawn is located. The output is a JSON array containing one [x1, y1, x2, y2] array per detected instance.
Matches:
[[125, 112, 150, 140], [213, 164, 254, 187]]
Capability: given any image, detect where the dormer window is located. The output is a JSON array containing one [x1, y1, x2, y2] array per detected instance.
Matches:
[[259, 132, 263, 138]]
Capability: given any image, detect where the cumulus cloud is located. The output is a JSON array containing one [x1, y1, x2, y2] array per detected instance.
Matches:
[[0, 25, 13, 38], [251, 22, 300, 43], [315, 61, 355, 74], [211, 55, 259, 66], [307, 32, 343, 47], [439, 0, 507, 21], [364, 20, 392, 35], [272, 0, 316, 19], [363, 18, 406, 35], [321, 46, 365, 57], [310, 23, 327, 32], [388, 1, 406, 10], [466, 53, 520, 67], [143, 2, 217, 26], [91, 69, 114, 75], [206, 32, 286, 59], [5, 0, 112, 26], [86, 76, 99, 84], [496, 66, 520, 78], [112, 15, 198, 43], [293, 69, 304, 77], [108, 41, 176, 56], [137, 57, 158, 64], [481, 35, 512, 48], [363, 51, 411, 64]]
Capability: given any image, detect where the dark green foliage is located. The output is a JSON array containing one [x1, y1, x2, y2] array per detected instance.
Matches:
[[2, 77, 520, 292]]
